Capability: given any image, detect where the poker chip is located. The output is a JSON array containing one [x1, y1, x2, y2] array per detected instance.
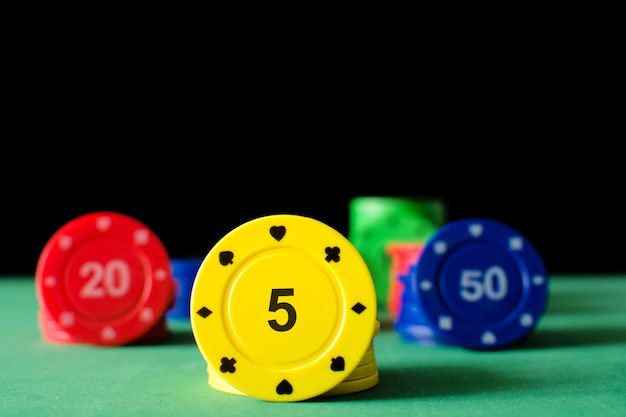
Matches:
[[385, 242, 425, 322], [321, 371, 379, 397], [404, 218, 548, 349], [359, 343, 376, 365], [35, 212, 176, 346], [342, 359, 377, 381], [348, 196, 445, 313], [208, 369, 246, 396], [393, 264, 443, 346], [191, 214, 378, 402], [38, 307, 83, 344], [166, 257, 203, 321], [207, 321, 381, 398]]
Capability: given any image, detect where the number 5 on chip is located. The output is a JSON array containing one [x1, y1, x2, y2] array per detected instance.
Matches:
[[190, 214, 377, 402]]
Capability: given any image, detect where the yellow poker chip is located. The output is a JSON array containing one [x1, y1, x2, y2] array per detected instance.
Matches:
[[322, 371, 380, 397], [359, 345, 376, 365], [190, 214, 377, 402], [344, 359, 378, 382]]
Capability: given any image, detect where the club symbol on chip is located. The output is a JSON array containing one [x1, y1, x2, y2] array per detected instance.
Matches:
[[276, 379, 293, 395], [220, 357, 237, 373], [325, 246, 340, 263], [219, 251, 234, 265], [330, 356, 345, 372], [270, 226, 286, 241]]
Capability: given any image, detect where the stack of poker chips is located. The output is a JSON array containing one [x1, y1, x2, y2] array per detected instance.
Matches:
[[166, 257, 203, 321], [38, 306, 173, 345], [393, 262, 443, 346], [207, 320, 381, 398], [384, 242, 425, 323], [394, 218, 549, 350], [190, 214, 379, 402], [35, 212, 177, 346], [348, 196, 446, 319]]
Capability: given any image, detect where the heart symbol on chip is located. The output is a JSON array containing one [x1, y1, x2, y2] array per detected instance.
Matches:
[[219, 251, 234, 265], [276, 379, 293, 395], [270, 226, 286, 241]]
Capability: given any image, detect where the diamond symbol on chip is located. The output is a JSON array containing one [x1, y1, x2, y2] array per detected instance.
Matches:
[[420, 280, 433, 291], [481, 331, 496, 345], [509, 236, 523, 251], [519, 313, 534, 327], [134, 229, 150, 245], [351, 303, 366, 314], [196, 306, 212, 318], [434, 241, 447, 255], [96, 216, 112, 231], [439, 315, 452, 330], [468, 223, 483, 238], [532, 275, 545, 286]]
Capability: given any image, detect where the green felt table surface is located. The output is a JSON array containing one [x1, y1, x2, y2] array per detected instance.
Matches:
[[1, 275, 625, 417]]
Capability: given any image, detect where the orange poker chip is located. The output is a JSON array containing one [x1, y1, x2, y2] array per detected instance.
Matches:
[[35, 212, 175, 346]]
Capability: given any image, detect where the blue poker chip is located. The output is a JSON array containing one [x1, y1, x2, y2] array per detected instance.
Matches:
[[393, 264, 444, 345], [410, 218, 548, 349], [166, 257, 203, 321]]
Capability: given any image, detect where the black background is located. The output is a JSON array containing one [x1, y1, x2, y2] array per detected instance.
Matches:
[[2, 140, 624, 277], [2, 22, 623, 277]]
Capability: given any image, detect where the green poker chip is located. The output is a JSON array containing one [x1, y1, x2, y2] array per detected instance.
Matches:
[[348, 196, 446, 313]]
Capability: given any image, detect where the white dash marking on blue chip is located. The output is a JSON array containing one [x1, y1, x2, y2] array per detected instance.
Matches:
[[481, 331, 496, 345], [420, 280, 433, 291], [532, 275, 545, 286], [468, 223, 483, 238], [439, 316, 453, 330], [520, 313, 534, 327], [509, 236, 523, 251], [434, 241, 447, 255]]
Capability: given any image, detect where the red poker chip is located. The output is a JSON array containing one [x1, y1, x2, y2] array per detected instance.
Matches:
[[39, 307, 172, 345], [38, 308, 83, 344], [35, 212, 175, 346]]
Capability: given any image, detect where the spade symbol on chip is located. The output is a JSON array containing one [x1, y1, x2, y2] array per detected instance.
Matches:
[[276, 379, 293, 395], [219, 251, 234, 265], [330, 356, 345, 372]]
